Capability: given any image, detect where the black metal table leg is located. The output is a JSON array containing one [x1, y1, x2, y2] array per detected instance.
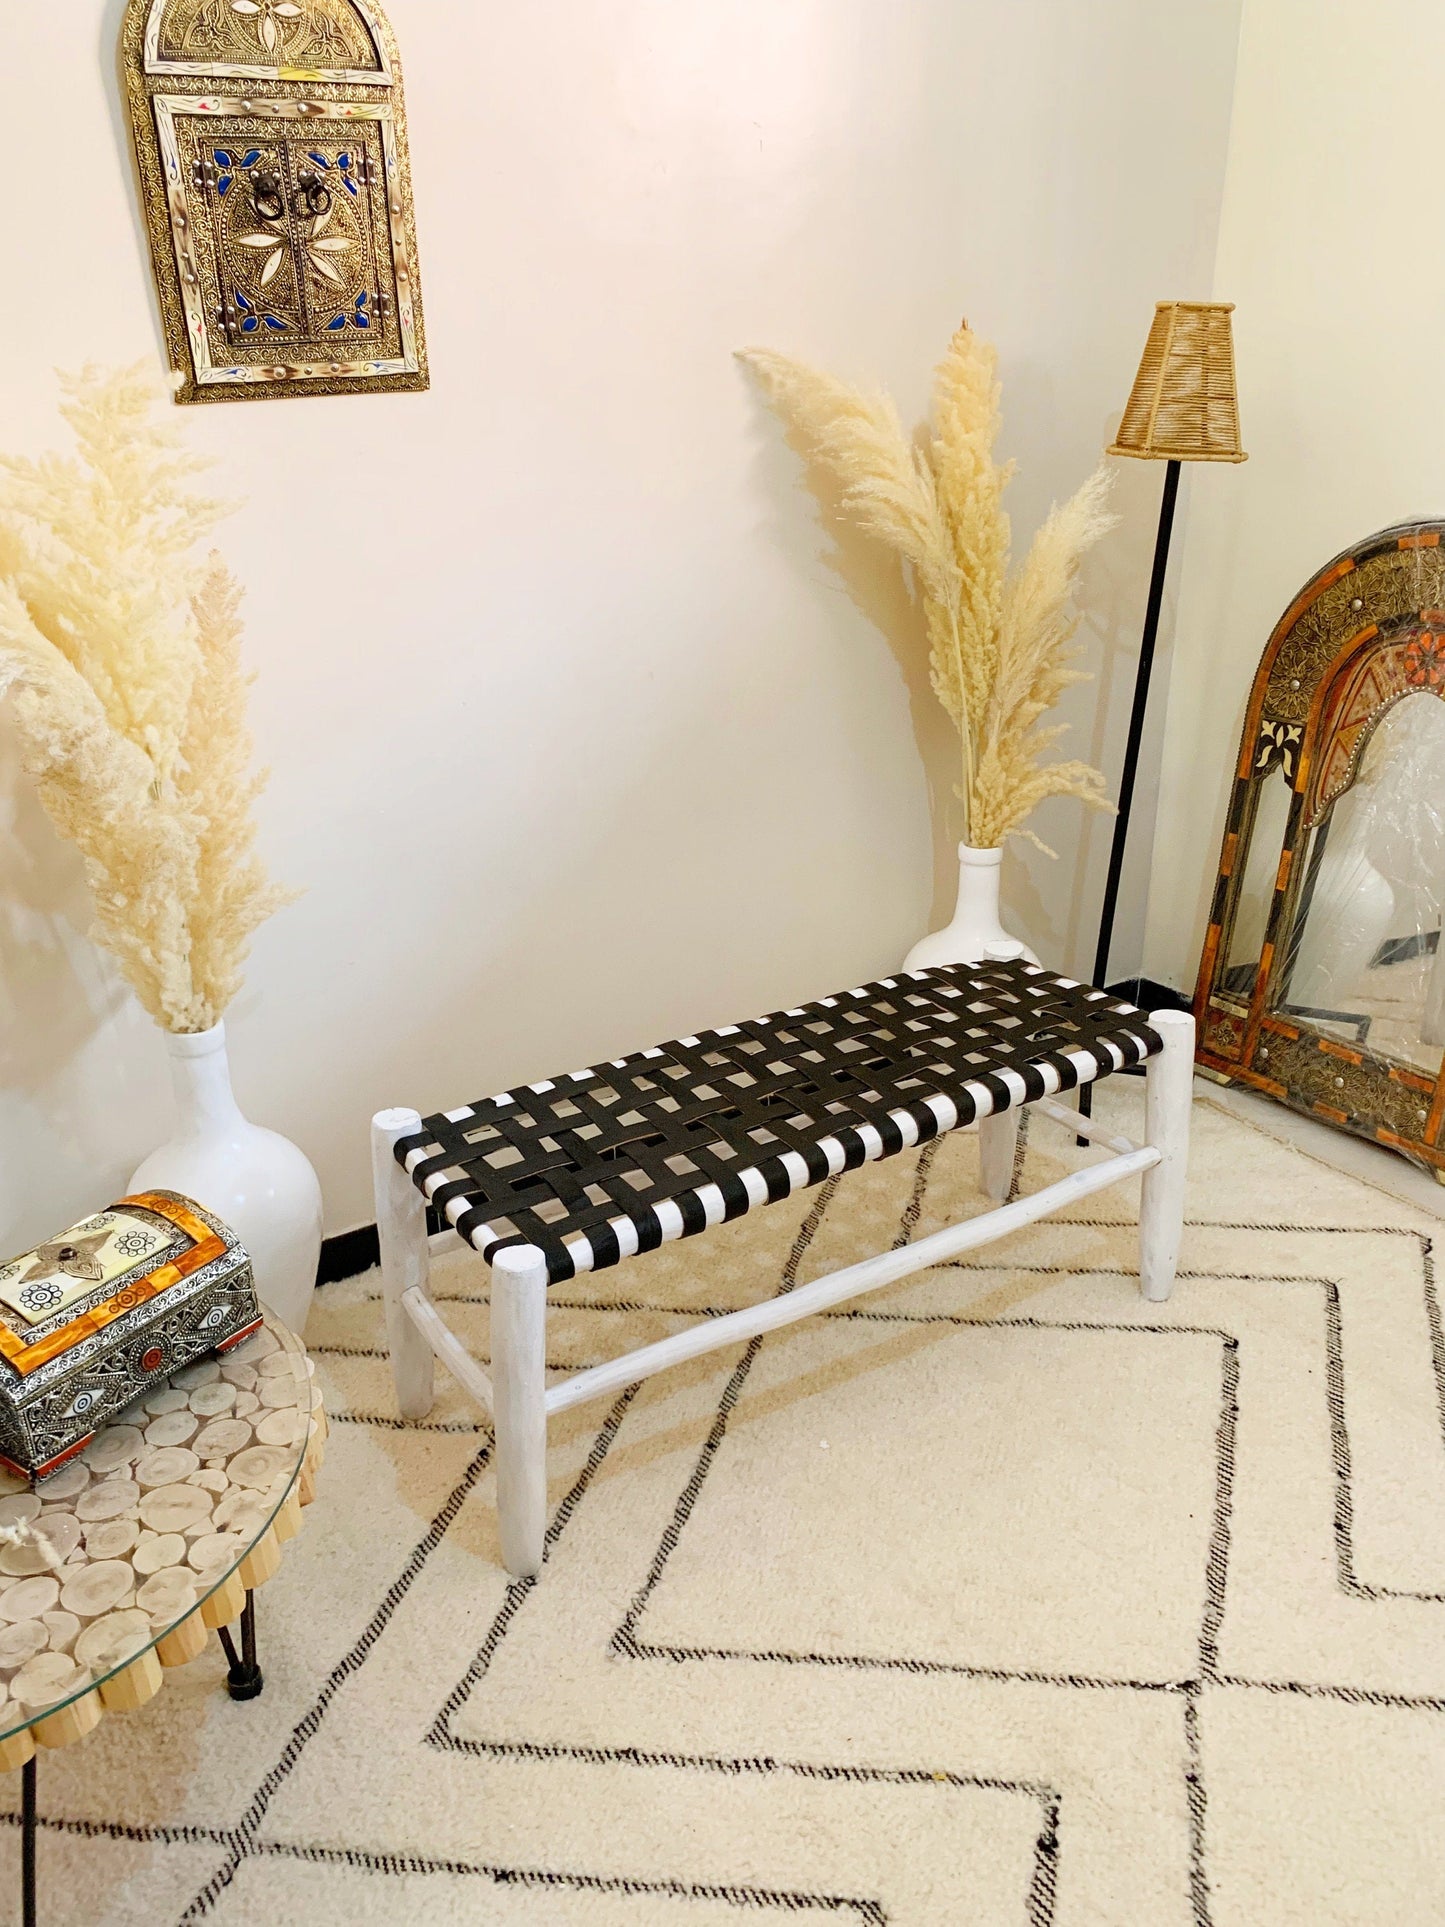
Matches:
[[17, 1591, 265, 1922], [216, 1594, 264, 1702], [21, 1754, 35, 1927]]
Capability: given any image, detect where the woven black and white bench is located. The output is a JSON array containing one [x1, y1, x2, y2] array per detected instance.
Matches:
[[371, 954, 1193, 1577]]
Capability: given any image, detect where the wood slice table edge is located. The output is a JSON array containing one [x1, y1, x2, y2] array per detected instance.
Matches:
[[0, 1313, 324, 1925]]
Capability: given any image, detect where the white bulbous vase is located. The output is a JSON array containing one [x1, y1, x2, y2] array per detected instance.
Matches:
[[903, 844, 1039, 971], [128, 1022, 322, 1337]]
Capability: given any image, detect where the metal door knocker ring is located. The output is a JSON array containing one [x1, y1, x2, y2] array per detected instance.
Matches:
[[248, 167, 286, 222], [295, 170, 332, 218]]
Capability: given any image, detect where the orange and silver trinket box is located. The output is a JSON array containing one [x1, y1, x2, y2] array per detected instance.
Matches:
[[0, 1193, 262, 1479]]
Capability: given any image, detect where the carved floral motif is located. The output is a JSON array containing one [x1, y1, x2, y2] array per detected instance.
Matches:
[[1203, 1004, 1246, 1059], [1263, 543, 1445, 722], [157, 0, 378, 70], [1308, 640, 1445, 823], [196, 134, 383, 345], [1257, 1034, 1434, 1144], [1403, 632, 1445, 691], [1254, 719, 1303, 782]]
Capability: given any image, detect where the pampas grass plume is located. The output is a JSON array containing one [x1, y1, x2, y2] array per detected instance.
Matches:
[[0, 365, 292, 1032], [741, 325, 1115, 849]]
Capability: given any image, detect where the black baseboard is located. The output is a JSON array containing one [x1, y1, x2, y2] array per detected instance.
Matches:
[[1105, 976, 1193, 1014], [316, 1204, 447, 1287], [316, 1224, 379, 1285], [1084, 978, 1194, 1079]]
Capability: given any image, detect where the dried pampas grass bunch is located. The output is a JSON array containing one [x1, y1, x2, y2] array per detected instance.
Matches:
[[0, 364, 292, 1033], [740, 324, 1115, 852]]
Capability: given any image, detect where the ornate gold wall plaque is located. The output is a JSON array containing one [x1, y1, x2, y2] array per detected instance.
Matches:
[[122, 0, 427, 403]]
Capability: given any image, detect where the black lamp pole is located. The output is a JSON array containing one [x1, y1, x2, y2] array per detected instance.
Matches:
[[1092, 456, 1181, 990], [1078, 456, 1181, 1127]]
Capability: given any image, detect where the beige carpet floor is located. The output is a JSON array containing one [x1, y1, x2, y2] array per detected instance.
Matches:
[[4, 1081, 1445, 1925]]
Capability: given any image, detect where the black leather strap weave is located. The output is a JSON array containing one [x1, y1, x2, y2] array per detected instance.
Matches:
[[395, 959, 1162, 1284]]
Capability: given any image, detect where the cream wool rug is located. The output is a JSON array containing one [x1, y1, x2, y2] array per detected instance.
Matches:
[[5, 1082, 1445, 1926]]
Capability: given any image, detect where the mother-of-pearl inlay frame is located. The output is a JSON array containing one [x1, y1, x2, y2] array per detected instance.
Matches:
[[122, 0, 427, 402], [1195, 521, 1445, 1178]]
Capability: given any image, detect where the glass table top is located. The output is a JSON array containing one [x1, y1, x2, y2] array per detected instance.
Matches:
[[0, 1315, 314, 1745]]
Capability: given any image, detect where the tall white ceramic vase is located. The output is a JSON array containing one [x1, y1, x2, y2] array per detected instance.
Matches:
[[903, 844, 1039, 971], [128, 1023, 322, 1336]]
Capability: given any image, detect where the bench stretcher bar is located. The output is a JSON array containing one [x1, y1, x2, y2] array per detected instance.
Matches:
[[394, 1143, 1158, 1425], [1031, 1095, 1140, 1156], [541, 1143, 1156, 1417]]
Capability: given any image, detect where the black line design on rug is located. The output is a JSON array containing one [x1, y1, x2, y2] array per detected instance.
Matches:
[[603, 1266, 1445, 1654], [424, 1152, 1068, 1927], [412, 1123, 1445, 1927], [1327, 1233, 1445, 1603], [617, 1316, 1236, 1692], [149, 1136, 1445, 1923], [8, 1814, 886, 1920], [425, 1168, 845, 1745], [248, 1837, 890, 1920], [354, 1227, 1442, 1622], [441, 1736, 1061, 1927], [577, 1151, 1436, 1922], [176, 1375, 642, 1916], [172, 1432, 504, 1918], [608, 1150, 937, 1658]]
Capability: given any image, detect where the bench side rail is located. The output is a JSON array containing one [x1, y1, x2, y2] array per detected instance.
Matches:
[[1030, 1095, 1140, 1156]]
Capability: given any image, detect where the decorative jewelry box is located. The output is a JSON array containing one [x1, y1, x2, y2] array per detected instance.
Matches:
[[0, 1193, 262, 1479]]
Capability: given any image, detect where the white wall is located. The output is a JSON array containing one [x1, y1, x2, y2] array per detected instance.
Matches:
[[1145, 0, 1445, 992], [0, 0, 1240, 1244]]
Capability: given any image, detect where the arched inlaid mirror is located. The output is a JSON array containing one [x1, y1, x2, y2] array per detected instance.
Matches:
[[122, 0, 426, 402], [1195, 521, 1445, 1177]]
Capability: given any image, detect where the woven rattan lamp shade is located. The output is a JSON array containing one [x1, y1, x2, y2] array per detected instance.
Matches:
[[1107, 301, 1246, 463]]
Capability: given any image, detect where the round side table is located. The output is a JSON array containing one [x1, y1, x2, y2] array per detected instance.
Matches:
[[0, 1314, 324, 1926]]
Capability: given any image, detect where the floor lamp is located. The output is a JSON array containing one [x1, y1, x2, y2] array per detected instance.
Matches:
[[1079, 300, 1246, 1129]]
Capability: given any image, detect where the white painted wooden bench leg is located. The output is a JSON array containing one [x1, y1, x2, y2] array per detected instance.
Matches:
[[1139, 1010, 1195, 1302], [978, 1108, 1020, 1203], [371, 1108, 436, 1420], [492, 1244, 549, 1579]]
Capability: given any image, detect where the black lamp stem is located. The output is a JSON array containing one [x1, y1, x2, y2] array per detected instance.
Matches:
[[1078, 456, 1181, 1130], [1092, 456, 1181, 988]]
